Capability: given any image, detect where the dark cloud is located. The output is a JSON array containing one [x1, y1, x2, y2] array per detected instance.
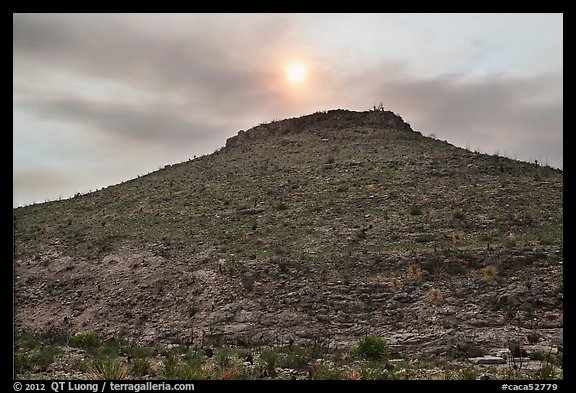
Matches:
[[14, 97, 229, 147], [13, 14, 286, 101]]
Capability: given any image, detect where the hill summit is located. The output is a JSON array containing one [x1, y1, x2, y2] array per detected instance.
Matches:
[[14, 109, 562, 367], [225, 109, 414, 147]]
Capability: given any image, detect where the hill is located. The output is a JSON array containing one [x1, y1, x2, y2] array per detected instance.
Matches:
[[13, 109, 563, 378]]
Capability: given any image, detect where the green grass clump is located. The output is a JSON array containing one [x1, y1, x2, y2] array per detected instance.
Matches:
[[88, 356, 129, 380], [409, 207, 423, 216], [69, 332, 102, 350], [354, 335, 390, 362], [276, 202, 289, 211], [453, 209, 466, 220], [130, 358, 152, 377]]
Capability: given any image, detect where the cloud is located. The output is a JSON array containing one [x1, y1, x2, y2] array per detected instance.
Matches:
[[14, 97, 226, 146], [12, 13, 308, 136], [336, 65, 563, 167], [13, 14, 289, 102], [12, 13, 563, 207]]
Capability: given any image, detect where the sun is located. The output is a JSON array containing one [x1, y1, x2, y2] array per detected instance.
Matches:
[[286, 62, 307, 84]]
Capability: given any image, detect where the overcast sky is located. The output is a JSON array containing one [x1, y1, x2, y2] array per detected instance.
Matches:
[[13, 13, 563, 207]]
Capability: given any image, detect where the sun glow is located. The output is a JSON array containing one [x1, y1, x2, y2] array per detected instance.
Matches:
[[286, 62, 307, 84]]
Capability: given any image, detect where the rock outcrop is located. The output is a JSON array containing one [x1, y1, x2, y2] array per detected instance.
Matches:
[[226, 109, 415, 147]]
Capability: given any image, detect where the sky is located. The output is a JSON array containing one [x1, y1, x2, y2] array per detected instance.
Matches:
[[13, 13, 563, 207]]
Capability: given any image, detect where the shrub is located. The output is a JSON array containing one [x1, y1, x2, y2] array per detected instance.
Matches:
[[272, 255, 289, 273], [453, 209, 466, 220], [467, 345, 486, 358], [355, 335, 390, 361], [409, 207, 423, 216], [126, 345, 156, 359], [188, 306, 198, 317], [533, 361, 556, 379], [164, 352, 213, 380], [276, 203, 289, 211], [69, 332, 102, 350], [416, 233, 435, 243], [527, 333, 540, 345], [242, 274, 256, 292], [278, 346, 312, 370], [529, 351, 545, 361], [372, 103, 385, 111]]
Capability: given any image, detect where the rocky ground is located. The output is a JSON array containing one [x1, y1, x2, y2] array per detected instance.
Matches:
[[14, 244, 563, 358]]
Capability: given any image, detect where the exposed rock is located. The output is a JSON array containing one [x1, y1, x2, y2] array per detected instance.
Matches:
[[225, 109, 415, 147], [469, 356, 506, 365]]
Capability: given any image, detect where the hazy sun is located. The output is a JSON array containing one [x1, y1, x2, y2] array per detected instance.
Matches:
[[286, 62, 307, 84]]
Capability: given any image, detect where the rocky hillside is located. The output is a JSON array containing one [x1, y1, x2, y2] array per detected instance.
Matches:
[[13, 109, 563, 361]]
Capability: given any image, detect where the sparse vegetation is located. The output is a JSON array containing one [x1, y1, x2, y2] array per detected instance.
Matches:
[[14, 342, 62, 374], [13, 333, 563, 380]]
